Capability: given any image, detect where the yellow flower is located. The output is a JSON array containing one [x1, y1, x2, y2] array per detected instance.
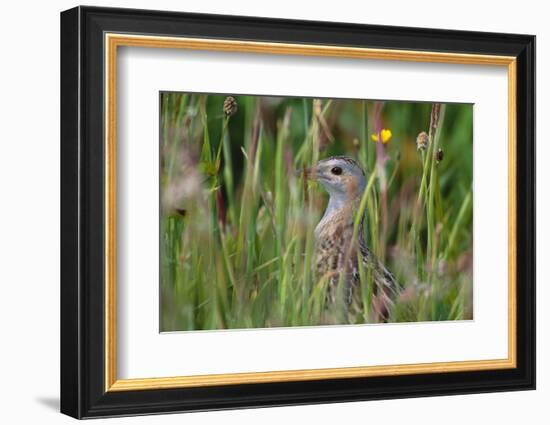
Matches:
[[371, 128, 392, 144]]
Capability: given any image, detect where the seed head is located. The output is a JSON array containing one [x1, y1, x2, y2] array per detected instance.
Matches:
[[416, 131, 428, 151], [223, 96, 238, 117]]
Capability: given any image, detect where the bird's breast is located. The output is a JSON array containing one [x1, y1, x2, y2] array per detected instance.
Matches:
[[314, 215, 357, 277]]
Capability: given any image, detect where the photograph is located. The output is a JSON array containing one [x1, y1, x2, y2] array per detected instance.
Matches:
[[159, 93, 474, 331]]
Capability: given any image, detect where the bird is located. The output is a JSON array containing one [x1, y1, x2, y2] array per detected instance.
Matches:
[[304, 156, 399, 322]]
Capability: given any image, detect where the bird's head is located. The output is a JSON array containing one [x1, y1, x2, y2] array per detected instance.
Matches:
[[303, 156, 366, 201]]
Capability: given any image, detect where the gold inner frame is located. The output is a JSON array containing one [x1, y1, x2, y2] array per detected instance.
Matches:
[[104, 33, 517, 392]]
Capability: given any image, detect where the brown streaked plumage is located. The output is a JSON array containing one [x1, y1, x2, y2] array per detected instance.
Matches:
[[306, 156, 398, 321]]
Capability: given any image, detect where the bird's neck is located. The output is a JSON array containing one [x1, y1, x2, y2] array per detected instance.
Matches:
[[324, 192, 350, 217], [315, 193, 363, 239]]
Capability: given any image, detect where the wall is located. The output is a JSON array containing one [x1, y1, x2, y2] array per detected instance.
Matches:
[[0, 1, 545, 423]]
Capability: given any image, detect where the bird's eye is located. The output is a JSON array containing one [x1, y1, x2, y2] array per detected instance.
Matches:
[[331, 166, 343, 175]]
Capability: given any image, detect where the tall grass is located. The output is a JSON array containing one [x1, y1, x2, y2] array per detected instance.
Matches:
[[160, 93, 473, 331]]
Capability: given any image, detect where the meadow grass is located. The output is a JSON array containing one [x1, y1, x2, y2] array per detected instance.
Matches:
[[160, 93, 473, 331]]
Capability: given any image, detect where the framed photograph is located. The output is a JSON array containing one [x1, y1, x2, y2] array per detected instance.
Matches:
[[60, 6, 535, 419]]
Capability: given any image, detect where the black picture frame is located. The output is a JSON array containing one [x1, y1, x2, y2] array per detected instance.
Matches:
[[61, 5, 535, 419]]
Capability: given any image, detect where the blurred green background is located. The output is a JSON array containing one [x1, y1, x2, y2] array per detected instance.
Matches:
[[160, 93, 473, 331]]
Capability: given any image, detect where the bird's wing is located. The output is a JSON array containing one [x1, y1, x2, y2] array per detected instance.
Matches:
[[357, 235, 402, 322], [358, 235, 399, 292]]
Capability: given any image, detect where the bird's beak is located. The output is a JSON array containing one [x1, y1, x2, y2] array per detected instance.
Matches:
[[295, 166, 318, 180]]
